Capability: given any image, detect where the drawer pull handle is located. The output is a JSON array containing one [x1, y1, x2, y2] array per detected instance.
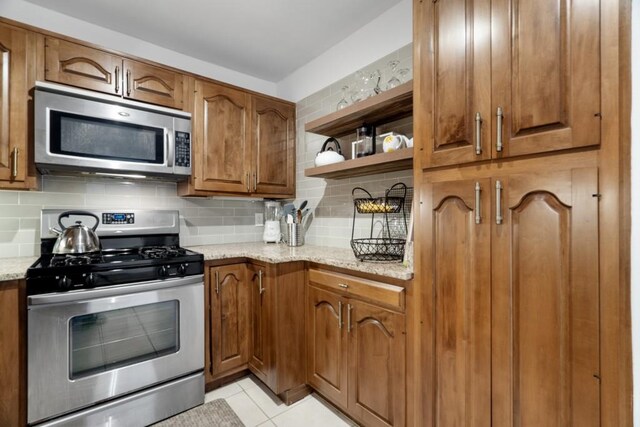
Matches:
[[347, 303, 353, 333], [338, 283, 349, 289]]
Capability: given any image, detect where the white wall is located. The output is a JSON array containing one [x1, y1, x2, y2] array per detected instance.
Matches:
[[631, 1, 639, 424], [276, 0, 412, 102], [0, 0, 277, 95]]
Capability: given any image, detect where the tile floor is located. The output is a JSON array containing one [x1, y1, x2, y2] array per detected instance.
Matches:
[[204, 374, 358, 427]]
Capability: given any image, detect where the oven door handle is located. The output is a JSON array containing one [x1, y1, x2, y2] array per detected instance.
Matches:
[[28, 275, 204, 306]]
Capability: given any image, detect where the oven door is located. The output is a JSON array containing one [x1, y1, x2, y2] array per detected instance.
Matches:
[[27, 275, 204, 425]]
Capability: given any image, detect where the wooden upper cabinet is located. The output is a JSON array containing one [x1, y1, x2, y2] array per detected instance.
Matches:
[[45, 38, 121, 95], [253, 96, 295, 196], [427, 178, 491, 427], [492, 168, 600, 426], [45, 37, 184, 109], [491, 0, 600, 158], [194, 80, 251, 193], [0, 23, 34, 188], [306, 285, 348, 409], [347, 299, 405, 427], [122, 59, 183, 109], [416, 0, 601, 168], [416, 0, 491, 167], [209, 264, 250, 377]]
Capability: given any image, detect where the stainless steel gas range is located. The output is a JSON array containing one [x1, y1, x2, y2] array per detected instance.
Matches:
[[26, 209, 204, 426]]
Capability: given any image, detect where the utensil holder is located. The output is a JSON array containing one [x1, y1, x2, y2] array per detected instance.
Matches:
[[287, 223, 304, 247]]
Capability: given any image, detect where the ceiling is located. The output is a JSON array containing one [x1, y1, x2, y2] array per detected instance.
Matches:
[[24, 0, 403, 82]]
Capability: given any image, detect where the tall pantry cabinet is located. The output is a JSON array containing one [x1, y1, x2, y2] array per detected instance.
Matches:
[[412, 0, 630, 425]]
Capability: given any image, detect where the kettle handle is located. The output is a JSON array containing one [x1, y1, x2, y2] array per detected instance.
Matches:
[[319, 137, 342, 155], [58, 210, 100, 231]]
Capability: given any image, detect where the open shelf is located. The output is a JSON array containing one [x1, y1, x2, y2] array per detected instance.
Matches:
[[304, 148, 413, 180], [304, 81, 413, 138]]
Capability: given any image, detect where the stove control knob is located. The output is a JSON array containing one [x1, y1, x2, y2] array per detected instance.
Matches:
[[84, 273, 95, 288], [58, 276, 72, 291], [159, 265, 170, 278], [177, 263, 187, 276]]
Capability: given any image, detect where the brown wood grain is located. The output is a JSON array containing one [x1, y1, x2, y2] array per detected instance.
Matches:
[[247, 262, 275, 388], [45, 37, 121, 95], [0, 280, 26, 427], [0, 23, 35, 188], [253, 96, 295, 196], [304, 148, 413, 180], [308, 268, 405, 311], [210, 264, 250, 376], [348, 299, 405, 427], [305, 81, 412, 138], [123, 58, 184, 109], [491, 168, 600, 426], [491, 0, 600, 158], [430, 178, 491, 427], [192, 80, 251, 194], [306, 285, 348, 409]]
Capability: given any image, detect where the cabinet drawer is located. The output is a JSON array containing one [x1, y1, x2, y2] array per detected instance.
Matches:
[[308, 268, 404, 311]]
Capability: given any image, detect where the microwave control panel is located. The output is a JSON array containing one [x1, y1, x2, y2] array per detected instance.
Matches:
[[102, 212, 135, 224], [175, 131, 191, 167]]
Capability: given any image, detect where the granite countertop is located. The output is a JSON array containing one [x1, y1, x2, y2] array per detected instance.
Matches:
[[0, 243, 413, 283], [186, 242, 414, 281]]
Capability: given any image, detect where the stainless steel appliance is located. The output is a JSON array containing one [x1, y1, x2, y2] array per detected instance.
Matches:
[[26, 210, 204, 426], [34, 82, 192, 180]]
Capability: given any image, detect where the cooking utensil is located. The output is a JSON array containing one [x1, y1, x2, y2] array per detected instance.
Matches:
[[299, 200, 308, 211], [283, 203, 296, 218], [50, 210, 101, 254], [315, 138, 345, 167]]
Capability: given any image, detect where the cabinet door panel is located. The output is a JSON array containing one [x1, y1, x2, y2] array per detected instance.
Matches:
[[123, 59, 183, 109], [428, 179, 491, 426], [0, 24, 30, 184], [306, 285, 347, 408], [45, 37, 121, 95], [194, 81, 250, 193], [415, 0, 491, 168], [248, 263, 273, 386], [492, 0, 600, 157], [211, 264, 249, 376], [492, 168, 600, 426], [253, 96, 295, 196], [348, 300, 405, 427]]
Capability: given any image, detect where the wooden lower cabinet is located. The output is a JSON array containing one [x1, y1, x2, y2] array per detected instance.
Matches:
[[0, 280, 26, 426], [205, 263, 250, 383], [247, 261, 307, 402], [307, 271, 406, 427], [421, 164, 600, 426]]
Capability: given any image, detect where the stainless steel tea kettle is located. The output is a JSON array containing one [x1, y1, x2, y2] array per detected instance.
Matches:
[[50, 210, 101, 254]]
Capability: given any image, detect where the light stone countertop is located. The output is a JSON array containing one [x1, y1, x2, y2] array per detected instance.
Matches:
[[0, 243, 413, 283], [187, 242, 414, 281], [0, 256, 38, 282]]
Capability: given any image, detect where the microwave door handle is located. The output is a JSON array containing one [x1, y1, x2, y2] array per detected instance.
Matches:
[[166, 131, 174, 168]]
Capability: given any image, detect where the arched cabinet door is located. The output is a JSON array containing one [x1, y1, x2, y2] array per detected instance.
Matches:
[[347, 299, 405, 427], [248, 262, 274, 386], [492, 168, 600, 427], [306, 285, 348, 409], [209, 264, 249, 377]]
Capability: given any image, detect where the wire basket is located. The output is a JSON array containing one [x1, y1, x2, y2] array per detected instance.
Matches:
[[350, 183, 410, 262], [351, 238, 406, 262]]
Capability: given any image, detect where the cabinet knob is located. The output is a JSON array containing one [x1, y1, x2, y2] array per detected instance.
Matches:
[[338, 283, 349, 289]]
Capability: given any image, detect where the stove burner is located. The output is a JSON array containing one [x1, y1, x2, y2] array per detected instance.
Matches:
[[140, 246, 187, 259], [50, 254, 103, 267]]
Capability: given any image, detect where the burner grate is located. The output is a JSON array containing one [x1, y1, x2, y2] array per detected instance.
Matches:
[[50, 254, 104, 267], [139, 246, 187, 259]]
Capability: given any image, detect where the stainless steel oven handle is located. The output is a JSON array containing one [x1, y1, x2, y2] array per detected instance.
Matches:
[[28, 274, 204, 306]]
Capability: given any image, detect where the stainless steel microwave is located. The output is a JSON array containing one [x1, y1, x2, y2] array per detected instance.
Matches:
[[34, 81, 192, 180]]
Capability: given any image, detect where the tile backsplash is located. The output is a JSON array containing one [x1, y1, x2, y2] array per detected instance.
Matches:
[[0, 175, 263, 258], [0, 43, 412, 258], [294, 43, 414, 249]]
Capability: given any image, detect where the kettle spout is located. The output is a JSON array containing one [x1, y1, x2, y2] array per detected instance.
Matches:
[[49, 227, 62, 236]]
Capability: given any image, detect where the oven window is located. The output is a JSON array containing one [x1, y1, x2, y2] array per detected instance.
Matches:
[[50, 111, 165, 164], [69, 301, 179, 379]]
